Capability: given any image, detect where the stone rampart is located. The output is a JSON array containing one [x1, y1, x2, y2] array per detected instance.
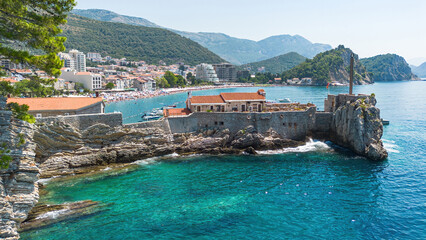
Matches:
[[37, 112, 123, 130], [167, 107, 317, 141]]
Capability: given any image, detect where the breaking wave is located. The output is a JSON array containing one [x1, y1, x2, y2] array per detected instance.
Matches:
[[257, 139, 331, 155], [36, 209, 69, 220], [382, 139, 400, 153]]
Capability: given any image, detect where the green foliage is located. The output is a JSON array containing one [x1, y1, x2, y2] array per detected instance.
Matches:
[[239, 52, 306, 74], [155, 77, 170, 88], [0, 81, 16, 96], [105, 82, 115, 89], [0, 143, 12, 169], [360, 54, 416, 81], [164, 71, 177, 88], [6, 102, 36, 123], [62, 14, 224, 65], [13, 79, 54, 97], [281, 45, 369, 85], [17, 134, 25, 147], [0, 0, 76, 78]]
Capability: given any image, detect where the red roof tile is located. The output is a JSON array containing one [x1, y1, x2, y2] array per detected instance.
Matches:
[[190, 95, 225, 104], [220, 92, 265, 101], [7, 97, 103, 111], [163, 108, 191, 117]]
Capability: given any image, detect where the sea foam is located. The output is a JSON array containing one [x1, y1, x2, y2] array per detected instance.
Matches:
[[257, 139, 331, 155]]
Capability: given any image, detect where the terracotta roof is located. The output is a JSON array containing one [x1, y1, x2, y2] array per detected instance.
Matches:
[[7, 97, 103, 111], [190, 95, 225, 104], [75, 72, 92, 76], [220, 92, 265, 101], [163, 108, 191, 117], [1, 78, 18, 83]]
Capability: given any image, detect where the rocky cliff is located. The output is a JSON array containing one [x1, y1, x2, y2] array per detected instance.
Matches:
[[360, 54, 419, 81], [330, 95, 387, 160], [34, 118, 302, 178], [0, 97, 39, 240]]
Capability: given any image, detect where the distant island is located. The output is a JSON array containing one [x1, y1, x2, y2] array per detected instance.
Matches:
[[360, 54, 419, 81], [280, 45, 372, 85]]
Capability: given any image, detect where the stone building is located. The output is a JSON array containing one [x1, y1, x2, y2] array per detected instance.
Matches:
[[7, 97, 105, 118], [186, 89, 266, 113]]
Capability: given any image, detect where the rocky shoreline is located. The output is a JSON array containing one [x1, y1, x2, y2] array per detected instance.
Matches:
[[0, 94, 387, 238]]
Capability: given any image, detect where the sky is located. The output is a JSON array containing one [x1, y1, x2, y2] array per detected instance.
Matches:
[[75, 0, 426, 65]]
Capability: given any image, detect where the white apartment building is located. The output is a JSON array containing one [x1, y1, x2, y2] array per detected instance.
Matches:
[[59, 49, 86, 72], [195, 63, 219, 82], [60, 69, 102, 91], [87, 52, 102, 61]]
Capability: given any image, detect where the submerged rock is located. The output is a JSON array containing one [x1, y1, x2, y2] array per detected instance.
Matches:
[[20, 200, 100, 232]]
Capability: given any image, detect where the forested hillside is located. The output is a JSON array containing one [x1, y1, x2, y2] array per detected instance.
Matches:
[[61, 14, 224, 65], [239, 52, 306, 73]]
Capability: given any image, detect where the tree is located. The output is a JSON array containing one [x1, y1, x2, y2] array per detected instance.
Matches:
[[164, 71, 177, 88], [155, 77, 170, 88], [105, 82, 115, 90], [0, 0, 76, 79]]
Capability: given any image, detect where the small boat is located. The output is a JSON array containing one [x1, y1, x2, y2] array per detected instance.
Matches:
[[278, 98, 291, 103], [381, 119, 390, 125], [143, 115, 161, 121]]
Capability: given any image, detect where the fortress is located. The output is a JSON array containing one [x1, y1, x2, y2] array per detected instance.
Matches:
[[0, 92, 387, 239]]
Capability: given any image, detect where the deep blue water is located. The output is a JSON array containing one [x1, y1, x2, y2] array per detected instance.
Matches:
[[21, 81, 426, 239]]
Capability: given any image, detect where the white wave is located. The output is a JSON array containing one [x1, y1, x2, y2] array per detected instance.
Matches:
[[37, 176, 59, 184], [36, 209, 69, 220], [257, 139, 331, 155], [103, 167, 112, 171], [382, 139, 400, 153], [133, 152, 181, 166]]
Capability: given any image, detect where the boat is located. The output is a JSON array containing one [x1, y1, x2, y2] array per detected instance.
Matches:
[[381, 119, 390, 125], [278, 98, 291, 103], [142, 115, 162, 121]]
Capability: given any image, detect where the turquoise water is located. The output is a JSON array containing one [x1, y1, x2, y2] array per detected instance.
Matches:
[[22, 82, 426, 239]]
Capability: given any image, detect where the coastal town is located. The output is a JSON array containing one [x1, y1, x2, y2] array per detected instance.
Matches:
[[1, 1, 424, 240]]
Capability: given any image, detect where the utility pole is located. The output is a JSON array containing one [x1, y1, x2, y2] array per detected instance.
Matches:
[[349, 53, 354, 95]]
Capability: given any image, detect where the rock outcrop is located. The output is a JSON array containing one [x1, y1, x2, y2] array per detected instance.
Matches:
[[0, 97, 39, 240], [330, 95, 388, 160], [33, 118, 305, 178], [360, 54, 419, 81]]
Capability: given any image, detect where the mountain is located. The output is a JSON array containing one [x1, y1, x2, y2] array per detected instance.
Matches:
[[71, 9, 332, 65], [238, 52, 306, 74], [411, 62, 426, 78], [72, 9, 161, 28], [360, 54, 419, 81], [282, 45, 372, 86], [61, 14, 224, 65]]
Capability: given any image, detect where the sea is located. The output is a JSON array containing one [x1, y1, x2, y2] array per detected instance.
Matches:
[[21, 81, 426, 239]]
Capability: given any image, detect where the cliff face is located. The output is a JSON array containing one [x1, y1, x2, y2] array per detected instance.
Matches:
[[0, 97, 39, 240], [330, 96, 387, 160], [361, 54, 419, 81]]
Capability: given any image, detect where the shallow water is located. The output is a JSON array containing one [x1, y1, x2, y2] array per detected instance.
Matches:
[[21, 81, 426, 239]]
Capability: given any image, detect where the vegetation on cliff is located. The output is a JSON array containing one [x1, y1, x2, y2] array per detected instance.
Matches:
[[61, 14, 224, 65], [360, 54, 419, 81], [281, 45, 372, 85], [239, 52, 306, 73]]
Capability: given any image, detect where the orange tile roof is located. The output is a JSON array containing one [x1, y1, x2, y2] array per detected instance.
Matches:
[[1, 78, 18, 83], [7, 97, 103, 111], [220, 92, 265, 101], [75, 72, 92, 76], [190, 95, 225, 104], [163, 108, 191, 117]]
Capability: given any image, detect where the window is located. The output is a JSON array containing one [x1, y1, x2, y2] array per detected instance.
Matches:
[[36, 113, 42, 118], [197, 106, 201, 112]]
